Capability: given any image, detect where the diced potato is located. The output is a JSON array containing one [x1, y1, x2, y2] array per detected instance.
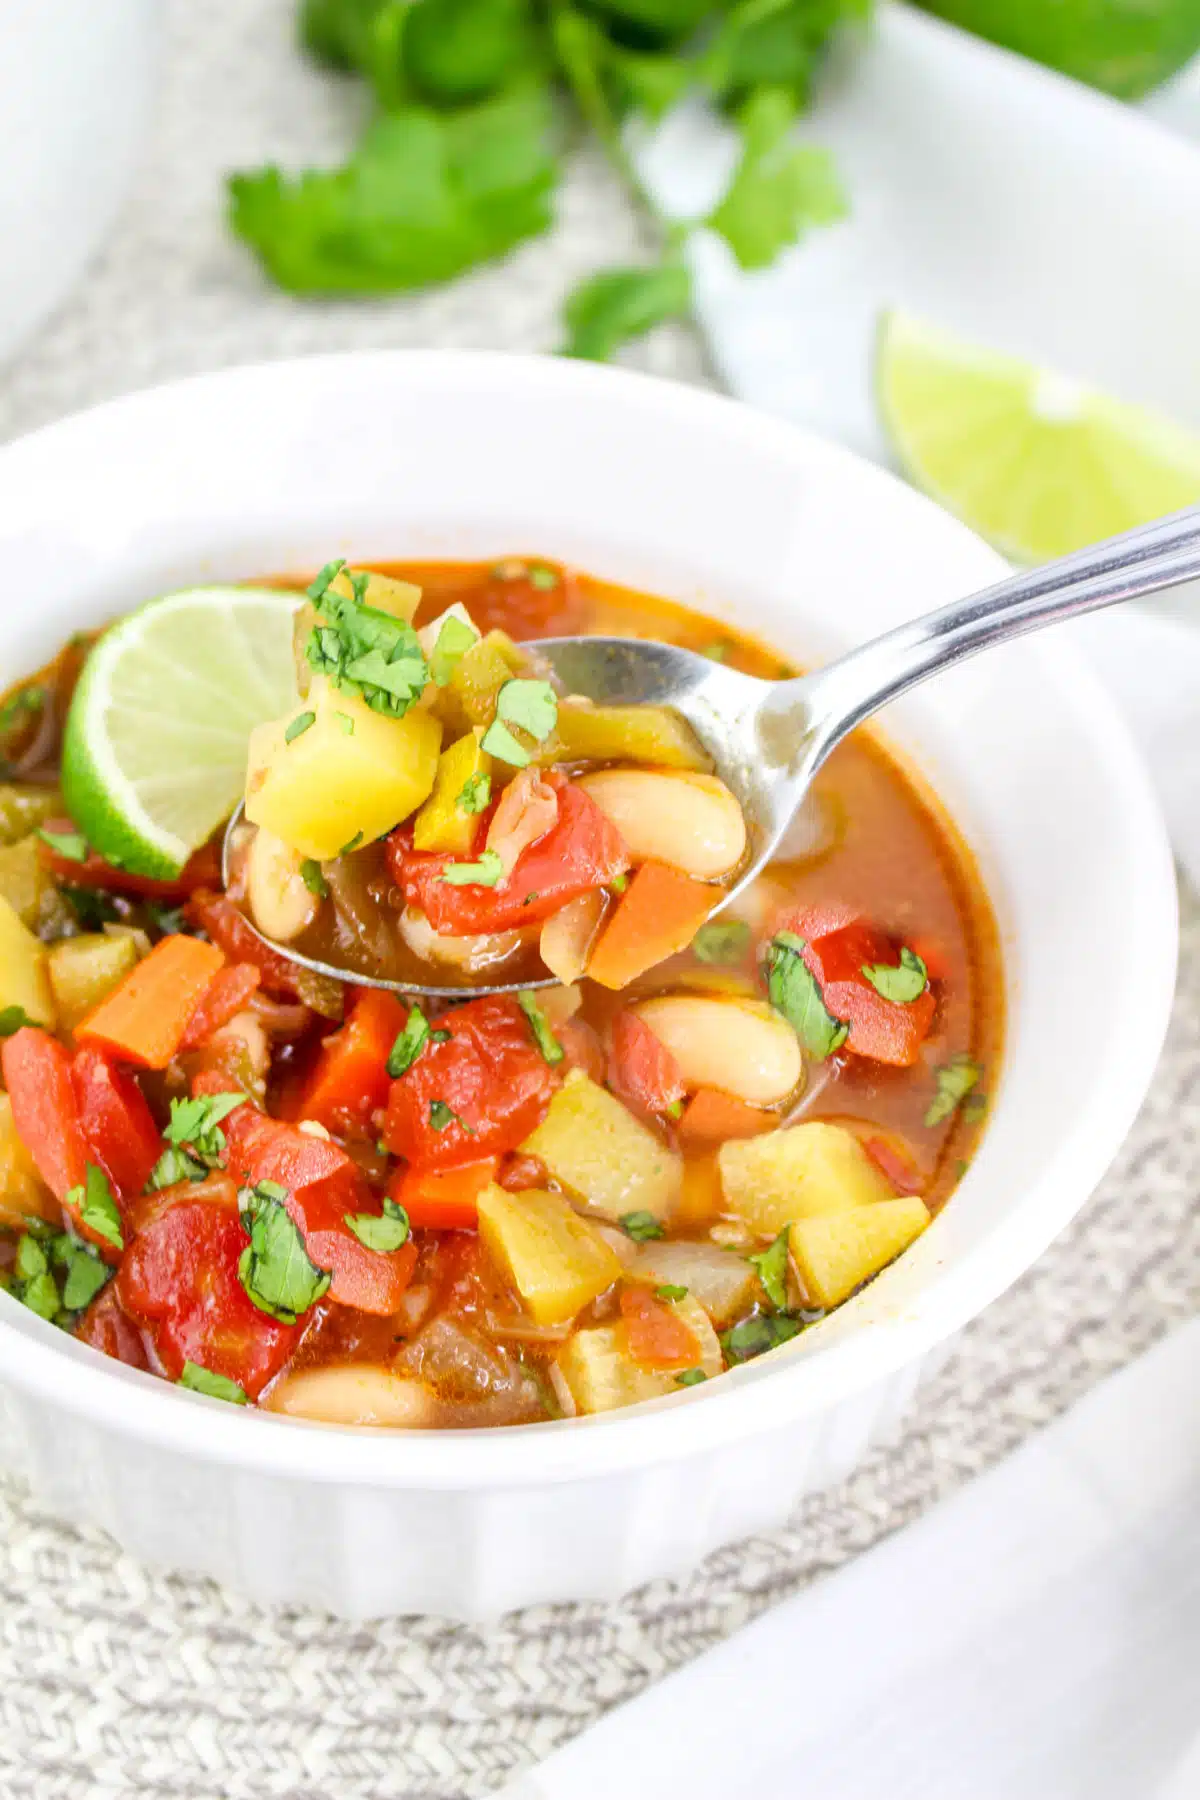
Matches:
[[521, 1069, 682, 1223], [0, 895, 54, 1027], [245, 675, 442, 861], [412, 728, 493, 854], [477, 1185, 622, 1326], [554, 1326, 676, 1414], [445, 631, 525, 729], [0, 785, 62, 848], [330, 566, 422, 623], [629, 1240, 759, 1328], [0, 1091, 57, 1230], [789, 1197, 930, 1308], [720, 1121, 897, 1237], [0, 835, 51, 928], [48, 931, 139, 1031], [546, 703, 710, 772]]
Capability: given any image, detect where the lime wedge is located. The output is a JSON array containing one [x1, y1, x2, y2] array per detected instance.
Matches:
[[62, 586, 300, 878], [876, 312, 1200, 563]]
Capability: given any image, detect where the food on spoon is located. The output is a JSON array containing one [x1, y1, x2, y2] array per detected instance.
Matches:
[[0, 552, 997, 1427]]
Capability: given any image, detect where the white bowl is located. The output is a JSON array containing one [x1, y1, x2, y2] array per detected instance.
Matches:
[[0, 0, 159, 368], [0, 353, 1176, 1619]]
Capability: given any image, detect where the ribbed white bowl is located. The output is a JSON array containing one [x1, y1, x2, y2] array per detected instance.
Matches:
[[0, 355, 1176, 1619]]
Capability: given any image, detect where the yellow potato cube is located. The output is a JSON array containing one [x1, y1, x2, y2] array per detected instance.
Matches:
[[477, 1185, 622, 1326], [555, 1326, 676, 1414], [48, 931, 139, 1032], [546, 703, 710, 771], [789, 1197, 931, 1308], [0, 1092, 57, 1231], [245, 676, 442, 861], [521, 1069, 682, 1223], [412, 728, 493, 854], [330, 567, 421, 623], [0, 895, 54, 1028], [0, 835, 51, 928], [720, 1121, 897, 1237]]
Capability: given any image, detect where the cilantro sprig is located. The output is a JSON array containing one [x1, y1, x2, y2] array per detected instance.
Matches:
[[304, 560, 429, 719], [228, 0, 858, 362], [237, 1181, 332, 1324], [765, 931, 847, 1061]]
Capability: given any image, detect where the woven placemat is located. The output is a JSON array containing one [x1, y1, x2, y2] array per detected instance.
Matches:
[[0, 7, 1197, 1795]]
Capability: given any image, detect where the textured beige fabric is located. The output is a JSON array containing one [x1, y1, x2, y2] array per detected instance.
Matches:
[[0, 5, 1197, 1796]]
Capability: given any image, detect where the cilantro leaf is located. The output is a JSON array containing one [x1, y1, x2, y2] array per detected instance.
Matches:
[[620, 1210, 664, 1242], [178, 1362, 249, 1405], [703, 0, 862, 111], [285, 710, 316, 743], [656, 1283, 688, 1301], [147, 1145, 208, 1191], [299, 858, 329, 898], [65, 1165, 123, 1251], [457, 771, 492, 814], [439, 848, 505, 887], [56, 1238, 111, 1313], [517, 990, 565, 1065], [480, 678, 559, 766], [164, 1091, 245, 1167], [343, 1197, 411, 1253], [429, 1099, 470, 1132], [675, 1367, 707, 1386], [229, 84, 557, 296], [765, 931, 847, 1060], [748, 1228, 790, 1311], [14, 1267, 60, 1322], [924, 1055, 983, 1130], [561, 259, 692, 362], [387, 1005, 434, 1078], [720, 1310, 806, 1365], [38, 826, 88, 863], [691, 918, 751, 965], [429, 614, 478, 686], [861, 946, 928, 1005], [708, 85, 846, 271], [237, 1184, 332, 1323], [405, 0, 540, 106], [304, 572, 430, 718], [61, 886, 121, 930], [0, 1005, 36, 1038]]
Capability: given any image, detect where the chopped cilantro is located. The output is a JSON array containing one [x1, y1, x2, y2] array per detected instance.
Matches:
[[237, 1182, 331, 1323], [720, 1311, 806, 1365], [480, 678, 558, 766], [147, 1145, 207, 1191], [562, 260, 692, 361], [65, 1165, 123, 1251], [440, 848, 504, 887], [387, 1005, 433, 1077], [339, 830, 364, 857], [656, 1284, 688, 1302], [457, 772, 492, 814], [299, 858, 329, 898], [609, 873, 628, 895], [664, 1098, 684, 1121], [343, 1197, 411, 1253], [675, 1368, 707, 1387], [429, 615, 477, 685], [620, 1210, 665, 1242], [924, 1055, 983, 1129], [748, 1228, 790, 1312], [14, 1235, 48, 1283], [860, 946, 928, 1005], [692, 919, 751, 965], [163, 1090, 245, 1167], [61, 886, 120, 930], [0, 1005, 36, 1038], [765, 931, 848, 1060], [58, 1240, 110, 1313], [38, 826, 88, 863], [0, 684, 44, 740], [178, 1362, 248, 1405], [304, 560, 429, 718], [285, 710, 316, 743], [429, 1099, 468, 1133], [528, 564, 558, 589], [517, 990, 564, 1065]]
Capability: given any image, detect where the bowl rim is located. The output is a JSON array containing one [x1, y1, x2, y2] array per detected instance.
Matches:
[[0, 349, 1179, 1488]]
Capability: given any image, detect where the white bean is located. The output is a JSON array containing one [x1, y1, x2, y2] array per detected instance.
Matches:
[[539, 891, 605, 984], [577, 770, 745, 879], [246, 827, 319, 944], [632, 995, 803, 1106], [399, 905, 525, 971], [266, 1365, 438, 1428]]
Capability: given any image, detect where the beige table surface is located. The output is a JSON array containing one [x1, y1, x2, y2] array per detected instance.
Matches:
[[0, 5, 1196, 1795]]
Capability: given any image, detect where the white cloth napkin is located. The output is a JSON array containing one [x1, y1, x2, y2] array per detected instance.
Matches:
[[498, 1317, 1200, 1800]]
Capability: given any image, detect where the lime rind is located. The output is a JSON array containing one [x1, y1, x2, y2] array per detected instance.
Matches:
[[876, 312, 1200, 563], [62, 585, 299, 878]]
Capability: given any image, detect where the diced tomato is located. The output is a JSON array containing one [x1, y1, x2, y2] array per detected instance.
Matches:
[[619, 1285, 700, 1370], [222, 1106, 415, 1314], [180, 963, 262, 1051], [382, 995, 559, 1169], [800, 921, 936, 1067], [389, 1157, 499, 1230], [71, 1046, 162, 1203], [677, 1087, 777, 1145], [389, 775, 628, 934], [608, 1010, 686, 1118], [771, 901, 858, 946], [37, 823, 222, 899], [497, 1152, 548, 1193], [1, 1025, 87, 1201], [291, 988, 407, 1134], [116, 1182, 299, 1398], [74, 1285, 150, 1370], [184, 888, 305, 998]]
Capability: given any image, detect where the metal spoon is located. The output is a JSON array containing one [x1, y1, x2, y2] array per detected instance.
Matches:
[[225, 502, 1200, 997]]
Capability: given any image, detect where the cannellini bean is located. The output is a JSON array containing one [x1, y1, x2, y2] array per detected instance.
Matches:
[[399, 905, 525, 971], [577, 770, 745, 879], [540, 890, 605, 984], [632, 995, 803, 1106], [267, 1365, 438, 1428], [246, 827, 319, 943], [208, 1010, 270, 1090]]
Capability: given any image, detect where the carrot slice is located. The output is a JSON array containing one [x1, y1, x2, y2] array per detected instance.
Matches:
[[677, 1087, 777, 1146], [292, 988, 407, 1133], [76, 935, 225, 1069], [586, 862, 717, 989], [389, 1157, 499, 1231]]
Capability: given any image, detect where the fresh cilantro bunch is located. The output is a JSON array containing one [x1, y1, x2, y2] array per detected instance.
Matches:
[[228, 0, 867, 361]]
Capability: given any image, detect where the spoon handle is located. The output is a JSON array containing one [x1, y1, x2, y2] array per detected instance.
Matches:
[[766, 501, 1200, 763]]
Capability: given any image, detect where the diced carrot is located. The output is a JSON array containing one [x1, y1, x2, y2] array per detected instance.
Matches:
[[292, 988, 407, 1134], [619, 1285, 700, 1370], [677, 1087, 778, 1146], [179, 963, 261, 1051], [388, 1157, 499, 1231], [75, 935, 225, 1068], [586, 862, 718, 990]]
